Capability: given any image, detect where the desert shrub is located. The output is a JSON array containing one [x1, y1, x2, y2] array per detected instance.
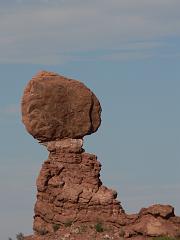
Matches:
[[16, 233, 24, 240], [53, 223, 60, 232], [119, 227, 125, 237], [64, 220, 73, 227], [95, 222, 104, 232]]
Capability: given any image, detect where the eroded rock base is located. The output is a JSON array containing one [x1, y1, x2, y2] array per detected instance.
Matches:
[[26, 139, 180, 240], [33, 139, 125, 236]]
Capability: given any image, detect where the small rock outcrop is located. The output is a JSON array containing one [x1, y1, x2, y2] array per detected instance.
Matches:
[[21, 71, 180, 240], [124, 205, 180, 238]]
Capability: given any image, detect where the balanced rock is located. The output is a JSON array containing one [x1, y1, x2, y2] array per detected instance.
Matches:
[[22, 71, 101, 142], [22, 71, 180, 240]]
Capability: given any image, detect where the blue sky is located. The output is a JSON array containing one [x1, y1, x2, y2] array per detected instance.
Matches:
[[0, 1, 180, 239]]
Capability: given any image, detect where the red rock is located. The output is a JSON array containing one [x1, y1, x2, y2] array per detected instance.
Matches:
[[22, 71, 101, 142], [170, 216, 180, 224], [32, 139, 125, 236], [21, 71, 180, 240], [139, 204, 175, 218], [124, 205, 179, 238], [124, 214, 180, 238]]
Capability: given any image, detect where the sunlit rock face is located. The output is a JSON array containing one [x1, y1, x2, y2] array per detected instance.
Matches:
[[22, 71, 180, 240], [22, 71, 101, 142]]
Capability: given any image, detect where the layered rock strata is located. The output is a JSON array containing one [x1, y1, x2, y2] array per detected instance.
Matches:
[[31, 140, 180, 240], [33, 138, 125, 235]]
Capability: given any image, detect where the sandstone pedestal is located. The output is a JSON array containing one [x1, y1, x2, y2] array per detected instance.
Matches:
[[33, 139, 125, 236]]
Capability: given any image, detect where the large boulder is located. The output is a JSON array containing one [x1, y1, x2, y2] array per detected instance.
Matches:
[[22, 71, 101, 142]]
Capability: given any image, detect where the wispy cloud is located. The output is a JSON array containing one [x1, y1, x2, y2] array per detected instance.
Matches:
[[0, 0, 180, 64]]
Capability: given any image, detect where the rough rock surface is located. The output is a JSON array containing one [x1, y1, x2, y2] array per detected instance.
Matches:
[[25, 139, 180, 240], [22, 71, 101, 142], [33, 139, 125, 237], [124, 205, 180, 238], [22, 71, 180, 240]]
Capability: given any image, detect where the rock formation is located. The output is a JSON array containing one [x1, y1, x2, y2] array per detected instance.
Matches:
[[124, 205, 180, 238], [22, 71, 180, 240], [33, 138, 125, 236]]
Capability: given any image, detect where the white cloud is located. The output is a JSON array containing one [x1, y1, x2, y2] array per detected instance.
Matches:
[[0, 0, 180, 64]]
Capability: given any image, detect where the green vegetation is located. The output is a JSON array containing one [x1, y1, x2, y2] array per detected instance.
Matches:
[[64, 219, 73, 227], [95, 222, 104, 232], [16, 233, 24, 240], [52, 223, 60, 232], [119, 227, 125, 237], [8, 233, 24, 240]]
